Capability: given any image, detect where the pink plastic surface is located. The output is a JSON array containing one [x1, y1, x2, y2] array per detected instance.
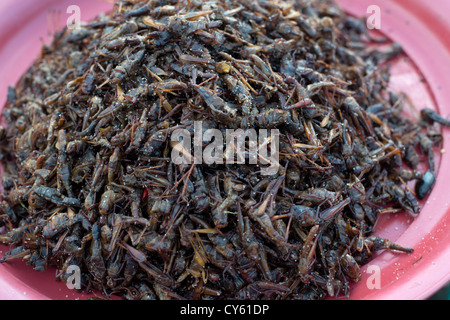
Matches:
[[0, 0, 450, 300]]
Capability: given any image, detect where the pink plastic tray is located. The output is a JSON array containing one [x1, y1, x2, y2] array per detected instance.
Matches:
[[0, 0, 450, 300]]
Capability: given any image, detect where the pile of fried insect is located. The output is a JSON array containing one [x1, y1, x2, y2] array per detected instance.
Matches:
[[0, 0, 447, 300]]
